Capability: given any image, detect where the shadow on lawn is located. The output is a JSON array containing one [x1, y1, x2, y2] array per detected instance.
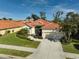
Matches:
[[74, 44, 79, 50]]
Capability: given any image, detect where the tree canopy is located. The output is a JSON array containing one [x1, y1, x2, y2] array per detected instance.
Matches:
[[61, 12, 79, 43], [40, 11, 46, 20], [31, 14, 40, 20], [53, 11, 63, 23]]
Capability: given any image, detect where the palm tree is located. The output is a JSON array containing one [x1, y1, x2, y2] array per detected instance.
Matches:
[[26, 16, 31, 19], [31, 13, 40, 20]]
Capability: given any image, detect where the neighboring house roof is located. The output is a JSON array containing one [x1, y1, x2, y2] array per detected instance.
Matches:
[[25, 19, 60, 30], [0, 20, 25, 29]]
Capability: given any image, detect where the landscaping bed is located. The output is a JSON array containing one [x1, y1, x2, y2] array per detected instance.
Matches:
[[0, 48, 32, 57], [0, 33, 40, 48]]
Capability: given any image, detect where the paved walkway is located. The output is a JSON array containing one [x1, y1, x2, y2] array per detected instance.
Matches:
[[26, 39, 65, 59], [0, 44, 36, 52], [64, 52, 79, 59]]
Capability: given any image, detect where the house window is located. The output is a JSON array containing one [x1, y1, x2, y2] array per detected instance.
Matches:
[[7, 30, 10, 33], [12, 30, 14, 32], [5, 30, 10, 34]]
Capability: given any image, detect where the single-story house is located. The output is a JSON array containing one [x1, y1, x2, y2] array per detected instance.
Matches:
[[25, 19, 61, 38], [0, 19, 61, 39], [0, 20, 28, 35]]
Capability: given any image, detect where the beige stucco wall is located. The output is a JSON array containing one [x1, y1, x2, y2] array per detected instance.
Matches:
[[0, 30, 6, 35], [42, 29, 59, 39], [0, 26, 29, 35], [28, 28, 59, 38], [29, 27, 35, 35]]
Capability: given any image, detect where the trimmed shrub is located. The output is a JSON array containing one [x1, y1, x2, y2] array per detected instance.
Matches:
[[5, 30, 10, 35], [0, 34, 2, 36], [16, 28, 29, 39]]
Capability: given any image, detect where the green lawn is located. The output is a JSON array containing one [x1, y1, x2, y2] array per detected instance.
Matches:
[[62, 40, 79, 54], [0, 48, 32, 57], [0, 33, 40, 48]]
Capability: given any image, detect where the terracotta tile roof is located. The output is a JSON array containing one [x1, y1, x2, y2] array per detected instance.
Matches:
[[34, 19, 50, 26], [0, 20, 25, 29], [25, 19, 49, 27], [25, 19, 60, 30], [25, 21, 35, 27], [42, 22, 60, 30]]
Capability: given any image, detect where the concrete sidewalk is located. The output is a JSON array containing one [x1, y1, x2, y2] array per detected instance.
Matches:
[[0, 44, 36, 52], [0, 54, 25, 59]]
